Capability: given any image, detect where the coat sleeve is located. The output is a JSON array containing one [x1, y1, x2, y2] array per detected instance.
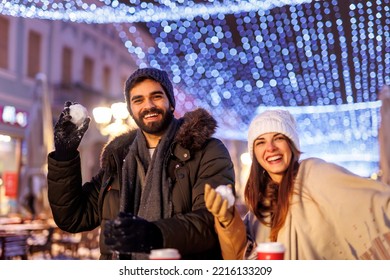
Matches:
[[154, 138, 235, 257], [213, 207, 247, 259], [299, 158, 390, 259], [47, 152, 102, 233]]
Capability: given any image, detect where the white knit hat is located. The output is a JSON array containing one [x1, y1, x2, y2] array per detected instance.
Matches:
[[247, 109, 300, 159]]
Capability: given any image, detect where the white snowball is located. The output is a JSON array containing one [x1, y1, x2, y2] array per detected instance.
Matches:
[[69, 104, 88, 128], [215, 185, 235, 208]]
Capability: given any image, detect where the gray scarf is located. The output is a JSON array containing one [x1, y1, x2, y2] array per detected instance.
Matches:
[[119, 118, 180, 260], [121, 117, 181, 219]]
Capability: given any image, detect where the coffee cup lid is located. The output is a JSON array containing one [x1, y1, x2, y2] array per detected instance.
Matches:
[[149, 248, 181, 259], [256, 242, 285, 253]]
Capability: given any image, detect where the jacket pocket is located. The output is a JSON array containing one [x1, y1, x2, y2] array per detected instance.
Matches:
[[98, 176, 120, 220]]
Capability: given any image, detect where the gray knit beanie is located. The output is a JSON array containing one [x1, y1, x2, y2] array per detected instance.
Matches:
[[247, 109, 300, 159], [124, 68, 175, 114]]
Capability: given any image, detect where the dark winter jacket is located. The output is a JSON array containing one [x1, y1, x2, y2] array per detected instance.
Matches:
[[47, 108, 235, 259]]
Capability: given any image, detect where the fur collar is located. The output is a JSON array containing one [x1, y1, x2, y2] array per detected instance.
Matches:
[[100, 108, 217, 170]]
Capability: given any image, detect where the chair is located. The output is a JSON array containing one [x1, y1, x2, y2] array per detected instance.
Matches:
[[28, 227, 54, 259], [0, 233, 29, 260]]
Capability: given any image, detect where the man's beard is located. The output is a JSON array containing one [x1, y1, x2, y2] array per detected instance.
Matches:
[[133, 107, 174, 134]]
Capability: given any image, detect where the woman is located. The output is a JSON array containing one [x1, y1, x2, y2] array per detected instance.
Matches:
[[205, 109, 390, 260]]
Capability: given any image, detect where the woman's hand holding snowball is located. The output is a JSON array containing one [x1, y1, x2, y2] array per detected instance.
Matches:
[[54, 101, 90, 161], [205, 184, 235, 227]]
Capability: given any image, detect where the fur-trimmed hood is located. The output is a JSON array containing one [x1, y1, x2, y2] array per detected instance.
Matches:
[[100, 108, 217, 171]]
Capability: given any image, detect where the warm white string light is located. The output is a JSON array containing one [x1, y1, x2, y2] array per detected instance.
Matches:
[[0, 0, 314, 23]]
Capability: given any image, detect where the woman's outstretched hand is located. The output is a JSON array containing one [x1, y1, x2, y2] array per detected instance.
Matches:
[[205, 184, 234, 227]]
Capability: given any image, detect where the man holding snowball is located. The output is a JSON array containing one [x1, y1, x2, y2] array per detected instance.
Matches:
[[47, 67, 235, 260]]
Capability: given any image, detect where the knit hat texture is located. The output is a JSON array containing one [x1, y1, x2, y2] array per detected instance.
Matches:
[[247, 109, 300, 159], [124, 68, 175, 113]]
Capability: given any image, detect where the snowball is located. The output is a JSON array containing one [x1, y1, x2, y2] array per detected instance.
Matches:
[[69, 104, 88, 128], [215, 185, 235, 208]]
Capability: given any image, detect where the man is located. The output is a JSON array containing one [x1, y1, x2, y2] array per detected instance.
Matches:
[[47, 67, 235, 259]]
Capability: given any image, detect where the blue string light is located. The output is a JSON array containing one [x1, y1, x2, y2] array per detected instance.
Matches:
[[116, 0, 390, 176]]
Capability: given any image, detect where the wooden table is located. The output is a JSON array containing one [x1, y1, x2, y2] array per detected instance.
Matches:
[[0, 223, 51, 233]]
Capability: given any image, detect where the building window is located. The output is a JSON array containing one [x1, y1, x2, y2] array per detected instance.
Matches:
[[27, 30, 41, 78], [61, 46, 72, 85], [103, 65, 111, 94], [83, 56, 94, 87], [0, 16, 9, 69]]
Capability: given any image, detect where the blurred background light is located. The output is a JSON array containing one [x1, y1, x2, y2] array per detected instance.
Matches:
[[2, 0, 390, 176]]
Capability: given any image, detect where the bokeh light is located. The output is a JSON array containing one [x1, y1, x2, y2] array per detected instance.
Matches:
[[1, 0, 389, 176]]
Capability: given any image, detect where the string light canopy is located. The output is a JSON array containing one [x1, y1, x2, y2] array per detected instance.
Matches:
[[1, 0, 389, 176]]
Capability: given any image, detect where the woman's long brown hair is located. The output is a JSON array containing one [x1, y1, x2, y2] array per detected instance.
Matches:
[[244, 138, 300, 242]]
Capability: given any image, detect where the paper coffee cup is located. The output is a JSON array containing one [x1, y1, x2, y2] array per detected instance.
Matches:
[[256, 242, 285, 260], [149, 248, 181, 260]]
